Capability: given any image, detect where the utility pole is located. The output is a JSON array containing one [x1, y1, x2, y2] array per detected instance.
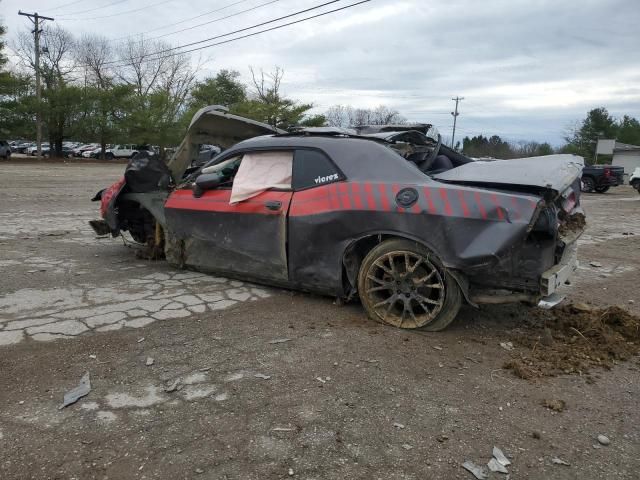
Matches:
[[18, 11, 54, 157], [450, 96, 464, 149]]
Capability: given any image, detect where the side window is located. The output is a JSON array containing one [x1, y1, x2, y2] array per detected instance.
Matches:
[[292, 149, 343, 190], [230, 151, 293, 203]]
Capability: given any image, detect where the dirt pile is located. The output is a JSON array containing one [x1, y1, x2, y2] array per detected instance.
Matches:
[[504, 303, 640, 379], [558, 212, 586, 236]]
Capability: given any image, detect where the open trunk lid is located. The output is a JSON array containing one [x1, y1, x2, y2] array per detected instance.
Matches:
[[433, 154, 584, 193], [166, 105, 285, 180]]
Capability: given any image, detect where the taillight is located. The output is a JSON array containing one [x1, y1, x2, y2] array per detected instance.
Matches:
[[604, 168, 611, 177], [562, 192, 577, 213]]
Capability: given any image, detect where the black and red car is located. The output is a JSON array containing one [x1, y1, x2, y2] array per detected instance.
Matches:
[[91, 106, 586, 331]]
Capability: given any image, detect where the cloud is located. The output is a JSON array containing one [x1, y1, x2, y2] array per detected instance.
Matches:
[[3, 0, 639, 144]]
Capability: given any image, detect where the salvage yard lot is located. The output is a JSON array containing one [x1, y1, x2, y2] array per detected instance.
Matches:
[[0, 161, 639, 479]]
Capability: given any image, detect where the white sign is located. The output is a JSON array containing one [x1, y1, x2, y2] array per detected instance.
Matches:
[[596, 139, 615, 155]]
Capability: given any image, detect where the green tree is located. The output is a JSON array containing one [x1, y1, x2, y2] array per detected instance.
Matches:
[[188, 69, 247, 110], [617, 115, 640, 146], [565, 107, 618, 161]]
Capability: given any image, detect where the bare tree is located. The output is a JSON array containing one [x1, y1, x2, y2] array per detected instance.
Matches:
[[325, 104, 406, 127]]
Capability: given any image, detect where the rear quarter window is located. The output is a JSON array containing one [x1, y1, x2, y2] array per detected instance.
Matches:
[[293, 149, 343, 190]]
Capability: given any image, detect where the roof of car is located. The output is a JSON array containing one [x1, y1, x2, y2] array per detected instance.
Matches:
[[219, 134, 428, 183]]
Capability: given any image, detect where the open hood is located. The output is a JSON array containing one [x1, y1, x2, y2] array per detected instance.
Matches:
[[433, 154, 584, 192], [167, 105, 285, 179]]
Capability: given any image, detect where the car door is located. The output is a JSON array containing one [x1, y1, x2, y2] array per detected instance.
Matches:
[[164, 150, 293, 282]]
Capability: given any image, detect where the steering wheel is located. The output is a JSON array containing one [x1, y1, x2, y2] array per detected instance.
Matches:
[[420, 133, 442, 173]]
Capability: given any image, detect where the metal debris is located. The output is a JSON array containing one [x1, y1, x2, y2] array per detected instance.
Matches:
[[499, 342, 514, 351], [462, 461, 488, 480], [589, 261, 603, 267], [432, 345, 443, 351], [552, 457, 570, 466], [393, 422, 405, 429], [493, 447, 511, 466], [145, 357, 154, 366], [137, 337, 145, 343], [254, 373, 271, 380], [597, 434, 610, 446], [268, 338, 292, 344], [402, 444, 413, 450], [59, 372, 91, 410], [316, 377, 326, 384], [272, 427, 296, 432], [487, 458, 508, 473]]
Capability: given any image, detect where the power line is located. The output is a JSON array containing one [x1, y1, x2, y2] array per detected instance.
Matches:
[[109, 0, 252, 42], [54, 0, 128, 17], [48, 0, 88, 11], [144, 0, 281, 42], [57, 0, 173, 20], [97, 0, 347, 68]]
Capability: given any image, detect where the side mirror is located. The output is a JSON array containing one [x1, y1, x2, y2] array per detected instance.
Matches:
[[193, 172, 222, 197]]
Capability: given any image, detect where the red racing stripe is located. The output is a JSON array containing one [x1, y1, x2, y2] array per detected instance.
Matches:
[[490, 193, 505, 220], [339, 182, 352, 210], [378, 183, 391, 212], [474, 191, 488, 219], [458, 190, 470, 217], [423, 187, 436, 214], [440, 188, 453, 216], [351, 182, 364, 210], [364, 182, 376, 210]]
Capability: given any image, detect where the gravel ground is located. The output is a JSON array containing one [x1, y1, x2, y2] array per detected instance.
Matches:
[[0, 160, 638, 480]]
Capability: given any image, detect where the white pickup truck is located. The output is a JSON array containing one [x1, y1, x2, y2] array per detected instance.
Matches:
[[106, 144, 155, 159], [630, 167, 640, 194]]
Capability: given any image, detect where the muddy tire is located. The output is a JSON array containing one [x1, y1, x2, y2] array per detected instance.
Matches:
[[581, 177, 595, 193], [357, 239, 462, 331]]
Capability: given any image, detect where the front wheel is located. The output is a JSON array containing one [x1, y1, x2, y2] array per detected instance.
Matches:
[[357, 239, 462, 331]]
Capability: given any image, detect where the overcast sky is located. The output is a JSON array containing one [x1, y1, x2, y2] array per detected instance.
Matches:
[[2, 0, 639, 145]]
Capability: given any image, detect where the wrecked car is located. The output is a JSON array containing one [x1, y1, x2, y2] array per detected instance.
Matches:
[[90, 105, 586, 331]]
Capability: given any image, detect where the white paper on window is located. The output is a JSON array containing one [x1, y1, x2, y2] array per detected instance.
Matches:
[[230, 151, 293, 204]]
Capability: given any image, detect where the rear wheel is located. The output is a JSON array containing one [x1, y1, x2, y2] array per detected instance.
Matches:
[[595, 186, 610, 193], [357, 239, 462, 331], [581, 177, 595, 193], [105, 152, 114, 160], [631, 180, 640, 194]]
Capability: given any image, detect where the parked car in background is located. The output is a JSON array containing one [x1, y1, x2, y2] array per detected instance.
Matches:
[[193, 144, 222, 167], [73, 144, 99, 157], [43, 146, 74, 158], [0, 140, 11, 159], [630, 167, 640, 194], [15, 142, 35, 154], [581, 164, 624, 193], [109, 144, 153, 159]]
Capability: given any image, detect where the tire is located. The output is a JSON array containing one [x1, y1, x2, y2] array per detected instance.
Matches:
[[581, 177, 595, 193], [357, 238, 462, 331], [595, 186, 610, 193], [631, 181, 640, 194], [105, 152, 114, 160]]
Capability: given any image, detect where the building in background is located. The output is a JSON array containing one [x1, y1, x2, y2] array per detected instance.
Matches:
[[597, 139, 640, 182]]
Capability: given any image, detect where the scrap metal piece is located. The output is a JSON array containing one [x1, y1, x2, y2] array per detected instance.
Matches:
[[492, 447, 512, 466], [552, 457, 570, 466], [488, 457, 509, 473], [59, 372, 91, 410], [538, 292, 566, 309], [462, 461, 488, 480]]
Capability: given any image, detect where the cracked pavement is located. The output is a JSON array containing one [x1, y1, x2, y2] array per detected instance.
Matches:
[[0, 161, 639, 480]]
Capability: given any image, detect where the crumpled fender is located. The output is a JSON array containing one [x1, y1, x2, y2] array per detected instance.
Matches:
[[100, 177, 126, 231]]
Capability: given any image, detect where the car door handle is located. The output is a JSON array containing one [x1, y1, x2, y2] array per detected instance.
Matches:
[[264, 200, 282, 211]]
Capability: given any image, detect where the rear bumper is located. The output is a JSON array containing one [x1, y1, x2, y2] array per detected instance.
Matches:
[[540, 242, 578, 296]]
